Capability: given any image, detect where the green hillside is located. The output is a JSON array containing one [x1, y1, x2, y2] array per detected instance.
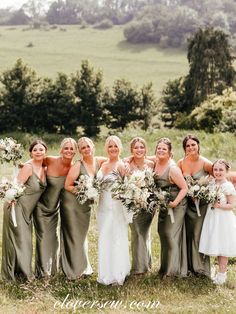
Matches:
[[0, 25, 188, 96]]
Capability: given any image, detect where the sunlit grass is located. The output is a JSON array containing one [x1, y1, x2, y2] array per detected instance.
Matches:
[[0, 128, 236, 313]]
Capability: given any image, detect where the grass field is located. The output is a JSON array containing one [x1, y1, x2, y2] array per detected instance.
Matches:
[[1, 129, 236, 313], [0, 25, 188, 96]]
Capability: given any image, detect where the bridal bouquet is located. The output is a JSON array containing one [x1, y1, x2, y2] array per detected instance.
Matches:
[[185, 175, 219, 216], [74, 175, 100, 204], [0, 137, 23, 165], [111, 169, 155, 216], [0, 177, 26, 227]]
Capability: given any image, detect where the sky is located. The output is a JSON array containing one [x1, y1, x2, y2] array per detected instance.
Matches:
[[0, 0, 28, 9]]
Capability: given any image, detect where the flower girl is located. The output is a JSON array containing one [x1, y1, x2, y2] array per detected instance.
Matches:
[[199, 159, 236, 285]]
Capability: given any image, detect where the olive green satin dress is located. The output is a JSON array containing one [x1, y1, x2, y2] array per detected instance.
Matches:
[[1, 173, 46, 281], [130, 209, 153, 274], [60, 162, 93, 279], [185, 169, 210, 277], [33, 175, 65, 277], [156, 166, 187, 277]]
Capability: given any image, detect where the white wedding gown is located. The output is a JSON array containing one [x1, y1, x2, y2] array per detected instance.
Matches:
[[96, 170, 131, 285]]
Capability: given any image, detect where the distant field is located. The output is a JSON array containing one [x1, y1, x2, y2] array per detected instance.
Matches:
[[0, 25, 188, 96]]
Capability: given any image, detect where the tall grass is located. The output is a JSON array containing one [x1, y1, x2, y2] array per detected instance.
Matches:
[[0, 129, 236, 313]]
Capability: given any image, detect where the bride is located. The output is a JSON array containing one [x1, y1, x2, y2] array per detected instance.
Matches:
[[97, 135, 130, 285]]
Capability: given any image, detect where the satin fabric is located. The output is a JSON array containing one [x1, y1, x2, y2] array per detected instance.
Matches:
[[156, 165, 187, 277], [33, 175, 65, 277], [60, 162, 93, 279], [185, 169, 210, 277], [1, 173, 46, 281]]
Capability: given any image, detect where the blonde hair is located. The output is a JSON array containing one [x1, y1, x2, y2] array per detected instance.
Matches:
[[105, 135, 122, 155], [213, 159, 230, 172], [130, 137, 147, 154], [155, 137, 173, 158], [60, 138, 77, 152], [77, 137, 95, 154]]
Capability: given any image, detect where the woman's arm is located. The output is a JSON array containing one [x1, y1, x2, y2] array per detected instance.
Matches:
[[169, 166, 188, 208], [17, 163, 32, 184], [202, 157, 213, 175], [96, 156, 107, 168], [64, 161, 81, 193]]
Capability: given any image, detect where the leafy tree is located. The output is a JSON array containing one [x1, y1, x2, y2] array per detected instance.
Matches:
[[185, 27, 236, 108], [188, 88, 236, 133], [7, 9, 30, 25], [73, 60, 104, 137], [161, 77, 188, 127], [0, 59, 39, 132], [105, 78, 140, 130], [35, 73, 77, 133], [139, 82, 157, 130]]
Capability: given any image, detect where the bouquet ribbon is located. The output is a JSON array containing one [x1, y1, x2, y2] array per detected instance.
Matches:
[[11, 202, 17, 227], [194, 198, 201, 217], [168, 207, 175, 224]]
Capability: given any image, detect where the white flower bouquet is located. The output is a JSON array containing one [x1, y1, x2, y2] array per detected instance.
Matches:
[[73, 174, 104, 205], [149, 187, 175, 223], [0, 137, 23, 166], [111, 169, 155, 217], [0, 177, 26, 227], [185, 175, 221, 216]]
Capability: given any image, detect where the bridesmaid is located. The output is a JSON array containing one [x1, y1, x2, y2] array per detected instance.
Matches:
[[1, 139, 47, 281], [62, 137, 106, 280], [33, 138, 77, 278], [177, 134, 212, 277], [154, 138, 188, 278], [127, 137, 154, 274]]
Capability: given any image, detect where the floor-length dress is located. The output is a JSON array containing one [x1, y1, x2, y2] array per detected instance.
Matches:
[[33, 175, 65, 277], [130, 168, 153, 274], [1, 173, 46, 281], [185, 169, 210, 276], [199, 181, 236, 256], [60, 162, 93, 279], [155, 165, 187, 277], [97, 171, 130, 285]]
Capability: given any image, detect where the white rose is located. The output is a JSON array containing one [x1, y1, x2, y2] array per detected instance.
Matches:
[[5, 188, 17, 201], [87, 187, 98, 200]]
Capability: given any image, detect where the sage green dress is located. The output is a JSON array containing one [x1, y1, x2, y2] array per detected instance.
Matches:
[[60, 162, 93, 279], [33, 175, 65, 277], [1, 173, 46, 281], [130, 167, 154, 274], [155, 165, 187, 277], [185, 169, 210, 277], [130, 210, 153, 274]]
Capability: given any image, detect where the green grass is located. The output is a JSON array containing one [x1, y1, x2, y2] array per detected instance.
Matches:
[[1, 129, 236, 313], [0, 25, 188, 96]]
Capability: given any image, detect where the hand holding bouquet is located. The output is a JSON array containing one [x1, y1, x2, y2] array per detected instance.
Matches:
[[0, 177, 25, 227], [73, 175, 100, 205]]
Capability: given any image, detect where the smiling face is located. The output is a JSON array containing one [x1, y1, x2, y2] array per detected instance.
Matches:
[[213, 161, 228, 182], [61, 141, 77, 160], [155, 142, 170, 160], [78, 139, 94, 158], [31, 143, 46, 161], [131, 140, 146, 159], [213, 162, 227, 181], [107, 140, 120, 158], [185, 139, 199, 156]]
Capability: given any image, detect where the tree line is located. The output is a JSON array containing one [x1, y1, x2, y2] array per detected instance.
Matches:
[[2, 0, 236, 49], [1, 27, 235, 136], [0, 59, 156, 136]]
